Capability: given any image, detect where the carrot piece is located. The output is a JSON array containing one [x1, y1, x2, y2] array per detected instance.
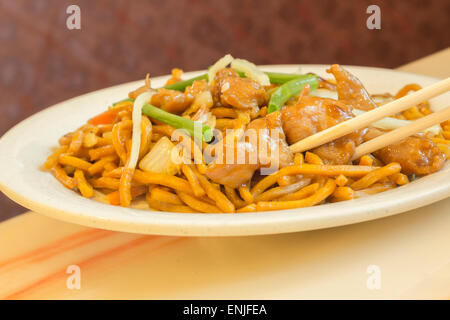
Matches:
[[88, 109, 119, 126]]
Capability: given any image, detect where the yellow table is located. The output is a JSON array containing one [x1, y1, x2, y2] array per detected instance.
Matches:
[[1, 49, 449, 300]]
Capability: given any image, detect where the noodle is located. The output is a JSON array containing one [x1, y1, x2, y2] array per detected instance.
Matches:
[[192, 167, 235, 213], [150, 187, 183, 205], [59, 154, 92, 171], [67, 130, 84, 155], [350, 163, 401, 191], [181, 164, 205, 197], [331, 186, 355, 202], [51, 165, 76, 189], [74, 169, 94, 198], [177, 191, 222, 213], [133, 170, 194, 195], [256, 179, 336, 211]]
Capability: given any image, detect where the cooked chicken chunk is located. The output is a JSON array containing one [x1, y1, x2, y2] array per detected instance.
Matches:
[[327, 64, 378, 111], [151, 88, 191, 114], [185, 79, 209, 100], [246, 111, 293, 168], [365, 128, 446, 175], [150, 80, 209, 115], [281, 96, 364, 164], [204, 141, 259, 188], [212, 68, 266, 110], [206, 111, 293, 187], [281, 96, 353, 144], [313, 137, 363, 165]]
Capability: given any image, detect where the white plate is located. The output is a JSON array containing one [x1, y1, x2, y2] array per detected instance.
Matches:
[[0, 65, 449, 236]]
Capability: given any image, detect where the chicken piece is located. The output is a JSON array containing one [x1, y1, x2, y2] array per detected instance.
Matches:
[[151, 88, 191, 114], [281, 96, 365, 164], [128, 85, 151, 100], [212, 68, 266, 110], [204, 141, 259, 188], [281, 96, 353, 144], [365, 128, 445, 175], [246, 111, 293, 168], [327, 64, 378, 111], [185, 79, 209, 100], [205, 111, 293, 188], [377, 138, 446, 175], [149, 80, 208, 115], [313, 137, 363, 165], [212, 68, 236, 102], [315, 73, 337, 91]]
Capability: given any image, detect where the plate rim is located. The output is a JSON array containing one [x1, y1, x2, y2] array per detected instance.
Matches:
[[0, 64, 449, 236]]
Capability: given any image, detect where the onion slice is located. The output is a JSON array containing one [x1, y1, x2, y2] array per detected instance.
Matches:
[[231, 58, 270, 86], [310, 89, 338, 100], [352, 109, 441, 135], [208, 54, 234, 84], [128, 91, 154, 170]]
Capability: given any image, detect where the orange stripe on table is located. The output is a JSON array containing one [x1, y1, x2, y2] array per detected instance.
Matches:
[[0, 229, 115, 272], [3, 235, 184, 300]]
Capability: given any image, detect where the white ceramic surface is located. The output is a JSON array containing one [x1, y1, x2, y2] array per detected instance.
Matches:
[[0, 65, 449, 236]]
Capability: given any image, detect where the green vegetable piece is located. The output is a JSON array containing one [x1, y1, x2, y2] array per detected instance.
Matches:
[[235, 70, 306, 84], [163, 70, 309, 92], [264, 72, 308, 84], [267, 74, 319, 113], [163, 74, 208, 91], [142, 103, 213, 142]]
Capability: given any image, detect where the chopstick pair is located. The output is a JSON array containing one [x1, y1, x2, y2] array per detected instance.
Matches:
[[288, 77, 450, 159]]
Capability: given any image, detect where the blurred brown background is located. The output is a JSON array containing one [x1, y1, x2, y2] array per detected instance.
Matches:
[[0, 0, 449, 221]]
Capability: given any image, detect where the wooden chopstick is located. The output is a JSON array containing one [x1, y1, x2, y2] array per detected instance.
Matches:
[[289, 77, 450, 153], [352, 106, 450, 160]]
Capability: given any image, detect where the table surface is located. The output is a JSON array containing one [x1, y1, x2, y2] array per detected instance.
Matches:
[[0, 48, 449, 300]]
